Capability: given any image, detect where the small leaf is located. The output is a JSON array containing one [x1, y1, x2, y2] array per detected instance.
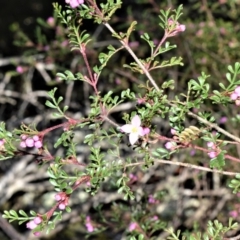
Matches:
[[46, 100, 57, 109]]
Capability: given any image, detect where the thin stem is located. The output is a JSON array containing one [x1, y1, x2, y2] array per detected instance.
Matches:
[[152, 31, 168, 57], [104, 22, 160, 92], [125, 159, 238, 176], [188, 112, 240, 143]]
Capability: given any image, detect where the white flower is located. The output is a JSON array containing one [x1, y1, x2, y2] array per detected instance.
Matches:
[[121, 115, 144, 145]]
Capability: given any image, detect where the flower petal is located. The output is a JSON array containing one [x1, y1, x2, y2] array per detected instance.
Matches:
[[138, 127, 145, 136], [121, 124, 132, 133], [129, 133, 139, 145], [131, 115, 141, 127]]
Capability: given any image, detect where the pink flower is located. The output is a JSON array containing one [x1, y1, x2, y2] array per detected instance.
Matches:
[[85, 216, 94, 232], [207, 142, 214, 148], [34, 141, 43, 149], [129, 173, 138, 182], [167, 18, 186, 36], [47, 17, 55, 27], [21, 134, 27, 140], [219, 116, 227, 124], [121, 115, 145, 145], [55, 193, 62, 201], [34, 217, 42, 225], [165, 141, 175, 150], [236, 100, 240, 106], [231, 92, 238, 100], [128, 222, 138, 231], [33, 135, 39, 141], [25, 138, 34, 147], [86, 223, 94, 232], [170, 128, 177, 135], [34, 232, 41, 237], [208, 151, 218, 159], [20, 141, 27, 148], [235, 86, 240, 95], [229, 210, 238, 218], [137, 98, 146, 104], [59, 203, 66, 210], [0, 139, 5, 146], [55, 192, 67, 201], [190, 149, 196, 156], [148, 195, 157, 204], [142, 127, 150, 135], [26, 220, 37, 230], [65, 0, 84, 8], [16, 66, 24, 73]]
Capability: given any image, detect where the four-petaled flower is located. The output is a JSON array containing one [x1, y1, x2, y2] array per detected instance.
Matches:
[[121, 115, 148, 145]]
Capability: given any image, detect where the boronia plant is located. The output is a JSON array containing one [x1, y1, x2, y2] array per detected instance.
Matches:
[[1, 1, 240, 239]]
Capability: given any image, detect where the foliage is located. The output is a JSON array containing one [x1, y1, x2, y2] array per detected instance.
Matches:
[[1, 0, 240, 239]]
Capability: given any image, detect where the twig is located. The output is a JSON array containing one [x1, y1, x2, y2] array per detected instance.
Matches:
[[104, 22, 160, 92], [125, 159, 239, 176], [188, 112, 240, 143]]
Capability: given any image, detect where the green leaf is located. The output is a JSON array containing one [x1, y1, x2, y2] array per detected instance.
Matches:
[[45, 100, 57, 109], [19, 210, 28, 217]]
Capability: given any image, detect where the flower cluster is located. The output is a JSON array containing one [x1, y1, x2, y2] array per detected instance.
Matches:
[[207, 142, 219, 158], [55, 192, 69, 210], [230, 86, 240, 106], [65, 0, 84, 8], [121, 115, 150, 145], [85, 216, 94, 232], [20, 135, 43, 149]]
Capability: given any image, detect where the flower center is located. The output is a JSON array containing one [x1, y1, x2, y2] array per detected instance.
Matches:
[[131, 127, 138, 133]]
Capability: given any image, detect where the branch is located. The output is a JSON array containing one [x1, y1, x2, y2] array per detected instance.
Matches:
[[125, 159, 239, 176]]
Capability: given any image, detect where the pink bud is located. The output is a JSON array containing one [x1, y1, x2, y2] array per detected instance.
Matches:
[[208, 151, 217, 158], [59, 203, 66, 210], [235, 86, 240, 96], [47, 17, 55, 27], [128, 222, 138, 231], [0, 140, 5, 146], [34, 141, 43, 149], [170, 128, 177, 135], [152, 215, 159, 220], [55, 194, 62, 201], [34, 232, 41, 237], [26, 220, 37, 230], [33, 135, 39, 141], [86, 223, 94, 232], [229, 210, 238, 218], [231, 92, 238, 100], [142, 127, 150, 135], [178, 24, 186, 32], [20, 141, 27, 148], [16, 66, 24, 73], [21, 134, 28, 140], [25, 138, 34, 147], [207, 142, 214, 148], [34, 217, 42, 225], [236, 100, 240, 106], [165, 142, 174, 150]]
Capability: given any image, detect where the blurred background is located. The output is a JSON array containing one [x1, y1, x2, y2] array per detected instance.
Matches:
[[0, 0, 240, 239]]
